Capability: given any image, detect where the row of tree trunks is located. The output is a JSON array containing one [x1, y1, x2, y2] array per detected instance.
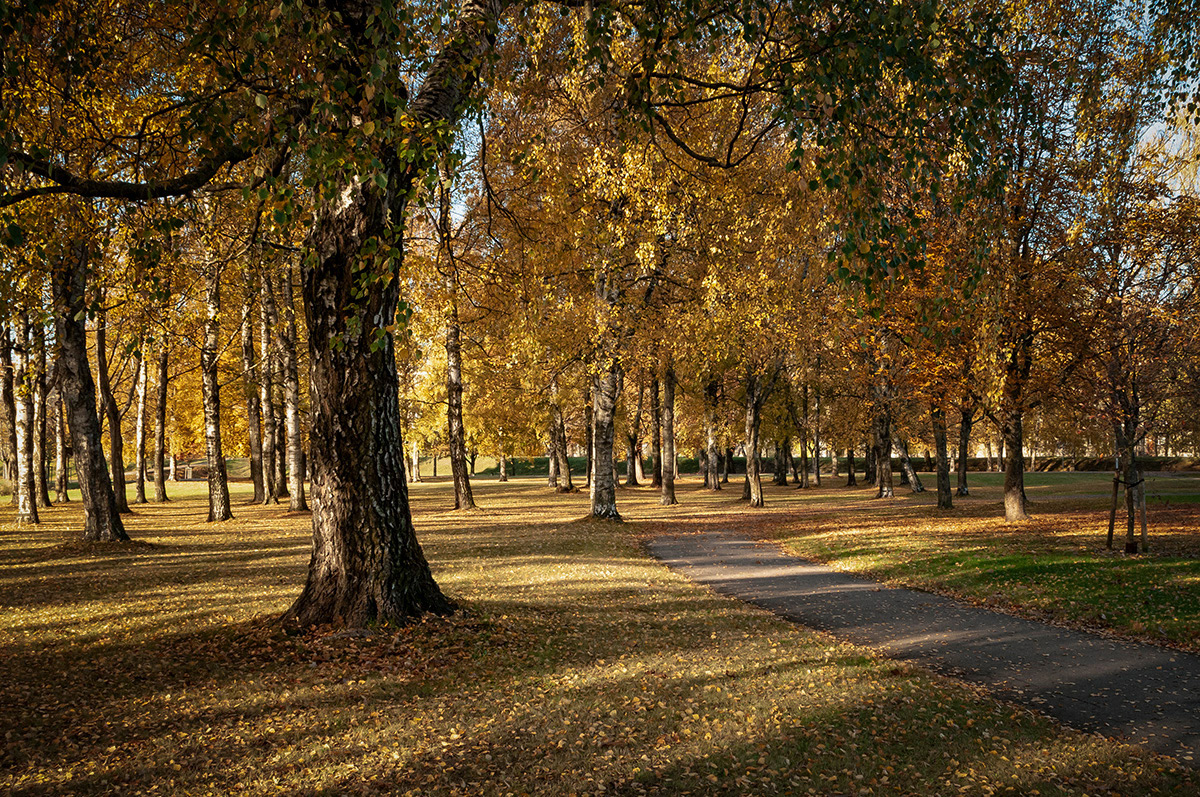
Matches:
[[445, 310, 475, 510], [31, 323, 51, 508], [260, 267, 280, 504], [649, 376, 662, 488], [276, 262, 308, 511], [94, 297, 130, 514], [242, 278, 266, 504]]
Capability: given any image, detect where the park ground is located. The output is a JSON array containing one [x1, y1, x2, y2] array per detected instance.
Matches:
[[1, 472, 1198, 795]]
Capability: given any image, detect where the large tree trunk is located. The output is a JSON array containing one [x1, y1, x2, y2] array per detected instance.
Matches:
[[277, 263, 308, 510], [660, 363, 678, 506], [931, 404, 952, 509], [590, 360, 622, 519], [241, 282, 265, 504], [259, 269, 279, 504], [284, 0, 511, 627], [547, 435, 559, 488], [201, 246, 233, 523], [32, 321, 52, 508], [498, 452, 507, 481], [14, 317, 39, 523], [649, 376, 662, 488], [153, 339, 169, 502], [445, 313, 475, 509], [95, 300, 130, 513], [286, 180, 451, 628], [956, 396, 974, 496], [51, 237, 128, 541], [133, 347, 148, 504], [863, 436, 876, 486], [845, 448, 857, 487]]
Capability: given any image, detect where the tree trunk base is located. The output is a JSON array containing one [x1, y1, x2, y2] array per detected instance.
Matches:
[[1124, 541, 1139, 554], [590, 504, 622, 521]]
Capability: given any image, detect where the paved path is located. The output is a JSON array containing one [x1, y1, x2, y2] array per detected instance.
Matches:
[[647, 531, 1200, 762]]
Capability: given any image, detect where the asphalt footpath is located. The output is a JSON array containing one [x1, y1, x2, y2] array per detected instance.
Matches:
[[647, 531, 1200, 762]]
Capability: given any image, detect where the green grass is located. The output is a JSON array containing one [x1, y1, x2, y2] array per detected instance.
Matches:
[[0, 478, 1194, 794], [754, 471, 1200, 651]]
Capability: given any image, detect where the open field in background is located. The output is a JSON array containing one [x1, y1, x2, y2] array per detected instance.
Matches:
[[1, 476, 1198, 795]]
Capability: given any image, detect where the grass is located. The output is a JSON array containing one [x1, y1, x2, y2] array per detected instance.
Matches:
[[731, 471, 1200, 653], [0, 476, 1195, 795]]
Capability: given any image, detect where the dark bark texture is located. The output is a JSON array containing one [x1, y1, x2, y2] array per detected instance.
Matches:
[[590, 361, 622, 518], [931, 405, 952, 509], [242, 284, 265, 504], [94, 303, 129, 513], [660, 364, 677, 506], [201, 250, 233, 523], [153, 340, 169, 502], [51, 238, 128, 541]]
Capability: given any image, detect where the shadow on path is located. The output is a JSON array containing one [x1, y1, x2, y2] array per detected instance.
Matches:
[[648, 531, 1200, 762]]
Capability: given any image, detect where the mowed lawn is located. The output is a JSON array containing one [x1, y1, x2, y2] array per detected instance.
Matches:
[[739, 471, 1200, 653], [0, 475, 1196, 795]]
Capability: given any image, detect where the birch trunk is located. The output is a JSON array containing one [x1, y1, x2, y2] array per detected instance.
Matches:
[[277, 263, 307, 510], [14, 318, 38, 523], [241, 282, 265, 503], [95, 301, 130, 513], [51, 238, 128, 541], [660, 364, 677, 505], [153, 340, 169, 502], [201, 245, 233, 522], [259, 269, 279, 504], [0, 327, 15, 496], [445, 307, 475, 509], [32, 321, 52, 507], [133, 348, 148, 504], [590, 361, 622, 519], [649, 376, 662, 487]]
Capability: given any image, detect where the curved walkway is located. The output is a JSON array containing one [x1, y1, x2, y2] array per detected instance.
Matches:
[[647, 531, 1200, 763]]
